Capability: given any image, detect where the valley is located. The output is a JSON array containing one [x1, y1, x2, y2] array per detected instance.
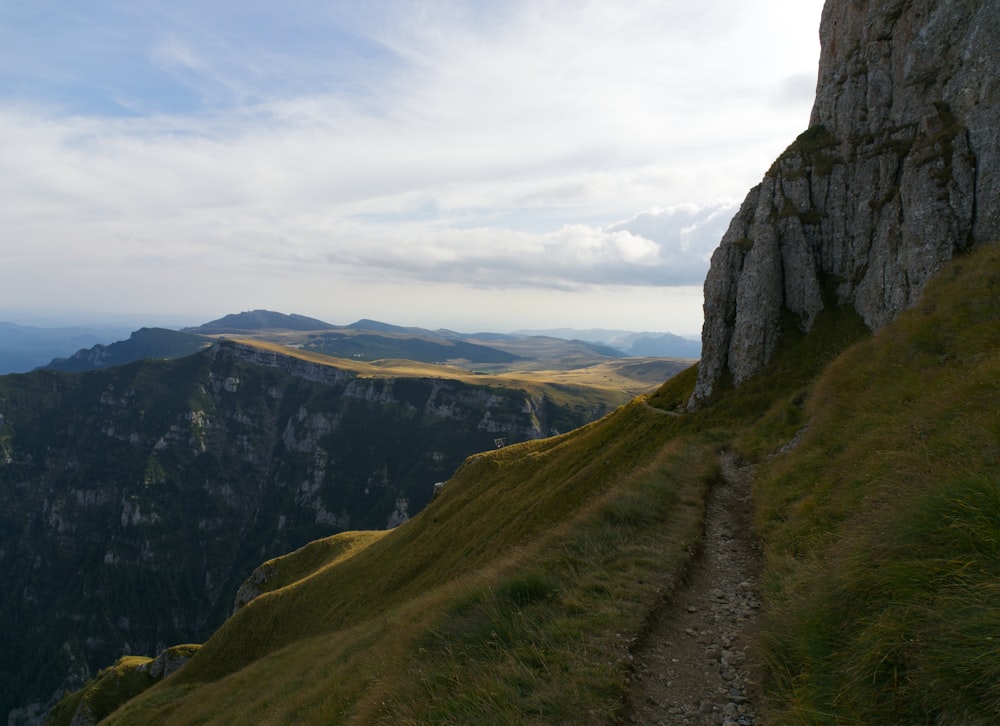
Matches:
[[0, 324, 689, 723]]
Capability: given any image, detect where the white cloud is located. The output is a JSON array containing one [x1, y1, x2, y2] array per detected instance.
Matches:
[[0, 0, 825, 332]]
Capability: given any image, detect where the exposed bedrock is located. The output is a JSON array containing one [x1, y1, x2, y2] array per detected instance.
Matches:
[[691, 0, 999, 406]]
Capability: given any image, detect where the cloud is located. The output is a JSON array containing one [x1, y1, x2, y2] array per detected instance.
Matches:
[[0, 0, 824, 330], [773, 72, 818, 108], [607, 202, 738, 280], [305, 202, 736, 290], [151, 37, 204, 74]]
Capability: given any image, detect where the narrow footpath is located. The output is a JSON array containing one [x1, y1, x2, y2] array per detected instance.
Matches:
[[624, 451, 763, 725]]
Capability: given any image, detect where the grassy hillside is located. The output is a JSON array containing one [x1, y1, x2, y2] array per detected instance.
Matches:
[[751, 244, 1000, 724], [234, 336, 681, 399], [56, 244, 1000, 724], [99, 401, 715, 724]]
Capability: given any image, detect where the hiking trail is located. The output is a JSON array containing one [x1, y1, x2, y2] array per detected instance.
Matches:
[[624, 451, 763, 725]]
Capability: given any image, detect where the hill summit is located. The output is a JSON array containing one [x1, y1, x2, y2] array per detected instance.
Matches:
[[185, 310, 336, 334]]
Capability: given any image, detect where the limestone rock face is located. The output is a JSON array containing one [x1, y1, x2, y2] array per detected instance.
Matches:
[[691, 0, 999, 405]]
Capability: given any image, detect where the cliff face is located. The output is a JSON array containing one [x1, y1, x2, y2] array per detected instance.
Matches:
[[0, 341, 612, 723], [691, 0, 999, 405]]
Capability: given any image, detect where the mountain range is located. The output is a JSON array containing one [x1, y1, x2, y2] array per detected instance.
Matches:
[[0, 313, 700, 376], [7, 0, 1000, 723], [46, 240, 1000, 726]]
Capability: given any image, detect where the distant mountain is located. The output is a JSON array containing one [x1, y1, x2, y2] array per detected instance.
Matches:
[[566, 338, 626, 359], [460, 331, 519, 342], [15, 310, 690, 381], [513, 328, 701, 358], [44, 328, 212, 373], [345, 320, 516, 344], [345, 318, 418, 334], [185, 310, 336, 334], [622, 333, 701, 358], [0, 322, 133, 374]]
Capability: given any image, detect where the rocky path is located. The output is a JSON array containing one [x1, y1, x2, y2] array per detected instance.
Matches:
[[624, 451, 763, 725]]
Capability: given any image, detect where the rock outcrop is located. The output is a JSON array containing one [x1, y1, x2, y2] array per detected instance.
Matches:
[[691, 0, 999, 405]]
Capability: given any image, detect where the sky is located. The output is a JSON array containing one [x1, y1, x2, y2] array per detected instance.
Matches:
[[0, 0, 826, 336]]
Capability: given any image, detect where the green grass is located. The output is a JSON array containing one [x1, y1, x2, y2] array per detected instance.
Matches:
[[47, 645, 203, 726], [754, 243, 1000, 724], [233, 530, 390, 604], [47, 656, 156, 725]]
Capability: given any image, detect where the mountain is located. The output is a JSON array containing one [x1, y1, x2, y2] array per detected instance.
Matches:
[[344, 318, 419, 334], [691, 0, 1000, 405], [39, 316, 675, 373], [184, 310, 337, 334], [36, 1, 1000, 723], [513, 328, 702, 358], [0, 339, 624, 722], [0, 322, 133, 374], [44, 327, 211, 373]]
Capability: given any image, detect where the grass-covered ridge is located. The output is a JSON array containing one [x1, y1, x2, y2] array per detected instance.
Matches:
[[754, 243, 1000, 723], [46, 645, 201, 726], [228, 336, 677, 401]]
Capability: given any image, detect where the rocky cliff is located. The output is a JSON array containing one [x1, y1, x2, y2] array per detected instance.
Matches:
[[0, 341, 614, 723], [691, 0, 999, 405]]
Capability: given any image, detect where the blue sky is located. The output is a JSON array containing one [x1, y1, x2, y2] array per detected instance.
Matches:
[[1, 0, 825, 335]]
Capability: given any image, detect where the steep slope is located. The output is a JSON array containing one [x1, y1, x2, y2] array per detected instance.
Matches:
[[752, 242, 1000, 723], [692, 0, 1000, 404], [95, 398, 715, 725], [44, 327, 211, 372], [76, 239, 1000, 726], [0, 339, 620, 722]]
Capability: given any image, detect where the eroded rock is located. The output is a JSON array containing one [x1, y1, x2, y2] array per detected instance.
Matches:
[[691, 0, 999, 406]]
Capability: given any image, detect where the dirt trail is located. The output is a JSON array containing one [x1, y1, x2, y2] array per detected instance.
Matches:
[[623, 451, 763, 725]]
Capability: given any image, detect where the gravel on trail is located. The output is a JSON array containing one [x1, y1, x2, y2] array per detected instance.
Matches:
[[624, 451, 763, 726]]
